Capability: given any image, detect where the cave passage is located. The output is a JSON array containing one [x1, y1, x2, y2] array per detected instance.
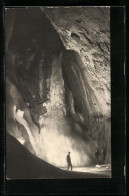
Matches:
[[6, 7, 111, 171]]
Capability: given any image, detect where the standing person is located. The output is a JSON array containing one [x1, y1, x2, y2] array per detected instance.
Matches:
[[95, 148, 101, 165], [66, 152, 72, 171], [102, 146, 106, 163]]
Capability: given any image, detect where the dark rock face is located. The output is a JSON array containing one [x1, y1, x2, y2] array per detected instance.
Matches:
[[6, 7, 111, 169], [6, 8, 63, 127]]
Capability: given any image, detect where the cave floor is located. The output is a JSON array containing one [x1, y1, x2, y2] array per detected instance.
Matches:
[[7, 134, 111, 179], [60, 164, 111, 177]]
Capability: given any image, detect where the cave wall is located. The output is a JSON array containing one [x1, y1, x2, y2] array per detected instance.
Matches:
[[6, 7, 111, 166], [6, 8, 63, 157], [6, 8, 63, 127], [43, 7, 110, 118], [43, 7, 111, 163]]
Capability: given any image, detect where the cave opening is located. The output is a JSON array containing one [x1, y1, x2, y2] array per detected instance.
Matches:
[[6, 7, 111, 173]]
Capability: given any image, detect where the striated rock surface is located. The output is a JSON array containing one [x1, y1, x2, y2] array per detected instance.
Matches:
[[43, 7, 110, 118]]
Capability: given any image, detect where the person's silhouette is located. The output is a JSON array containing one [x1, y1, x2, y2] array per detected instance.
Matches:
[[66, 152, 72, 171], [95, 148, 101, 164]]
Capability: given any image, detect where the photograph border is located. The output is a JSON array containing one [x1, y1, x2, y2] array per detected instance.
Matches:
[[0, 0, 126, 195]]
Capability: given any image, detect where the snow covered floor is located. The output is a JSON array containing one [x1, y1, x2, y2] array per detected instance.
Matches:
[[60, 164, 111, 177]]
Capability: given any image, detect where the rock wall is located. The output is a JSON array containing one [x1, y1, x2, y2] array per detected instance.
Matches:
[[43, 7, 110, 118]]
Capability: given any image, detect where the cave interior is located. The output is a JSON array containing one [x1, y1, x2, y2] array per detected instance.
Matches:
[[6, 7, 111, 170]]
